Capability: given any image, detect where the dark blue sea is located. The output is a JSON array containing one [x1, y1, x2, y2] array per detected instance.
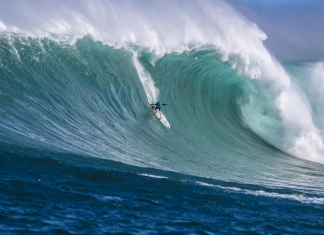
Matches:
[[1, 0, 324, 234]]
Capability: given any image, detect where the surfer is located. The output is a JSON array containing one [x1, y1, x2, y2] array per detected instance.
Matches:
[[149, 102, 168, 115]]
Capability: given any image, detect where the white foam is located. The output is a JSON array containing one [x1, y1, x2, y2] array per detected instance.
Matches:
[[285, 62, 324, 163], [0, 20, 7, 31], [139, 174, 168, 179], [133, 53, 159, 103], [308, 62, 324, 129], [96, 195, 123, 201], [1, 0, 323, 163], [197, 181, 324, 205]]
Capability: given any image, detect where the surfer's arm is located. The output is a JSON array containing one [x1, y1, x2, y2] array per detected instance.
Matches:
[[162, 104, 168, 105]]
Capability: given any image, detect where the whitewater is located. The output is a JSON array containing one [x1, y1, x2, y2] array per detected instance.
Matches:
[[1, 0, 324, 234]]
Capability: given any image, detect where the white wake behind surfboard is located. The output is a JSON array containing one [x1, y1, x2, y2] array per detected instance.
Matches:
[[152, 106, 170, 129]]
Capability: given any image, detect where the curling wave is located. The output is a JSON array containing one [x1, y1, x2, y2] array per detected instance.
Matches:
[[0, 0, 324, 189]]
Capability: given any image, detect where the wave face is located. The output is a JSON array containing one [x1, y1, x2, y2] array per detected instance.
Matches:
[[1, 0, 324, 233], [0, 0, 324, 182], [1, 34, 324, 188], [0, 0, 323, 164]]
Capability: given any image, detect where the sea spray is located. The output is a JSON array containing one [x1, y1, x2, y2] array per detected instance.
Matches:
[[1, 1, 324, 233], [0, 0, 323, 164], [133, 52, 159, 103]]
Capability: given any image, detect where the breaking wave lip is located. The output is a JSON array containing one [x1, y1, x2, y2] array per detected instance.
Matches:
[[196, 181, 324, 205], [1, 0, 324, 165]]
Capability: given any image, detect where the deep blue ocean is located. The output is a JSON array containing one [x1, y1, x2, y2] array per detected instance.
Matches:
[[1, 0, 324, 234]]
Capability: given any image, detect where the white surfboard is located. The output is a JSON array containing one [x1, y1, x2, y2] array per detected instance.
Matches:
[[151, 106, 170, 129]]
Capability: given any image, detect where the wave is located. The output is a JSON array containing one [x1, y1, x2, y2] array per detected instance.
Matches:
[[0, 0, 324, 187]]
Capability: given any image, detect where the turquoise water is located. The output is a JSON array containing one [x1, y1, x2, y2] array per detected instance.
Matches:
[[1, 35, 324, 233], [1, 0, 324, 233]]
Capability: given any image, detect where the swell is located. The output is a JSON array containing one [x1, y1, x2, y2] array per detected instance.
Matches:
[[1, 0, 324, 165], [1, 35, 323, 190], [0, 36, 147, 161]]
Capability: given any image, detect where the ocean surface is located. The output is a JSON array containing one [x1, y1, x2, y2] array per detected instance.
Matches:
[[1, 0, 324, 234]]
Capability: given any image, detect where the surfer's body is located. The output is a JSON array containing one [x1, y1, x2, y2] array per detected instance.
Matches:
[[148, 102, 170, 128], [149, 102, 168, 115]]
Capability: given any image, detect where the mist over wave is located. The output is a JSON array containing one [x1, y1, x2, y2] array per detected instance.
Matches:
[[1, 0, 324, 171]]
